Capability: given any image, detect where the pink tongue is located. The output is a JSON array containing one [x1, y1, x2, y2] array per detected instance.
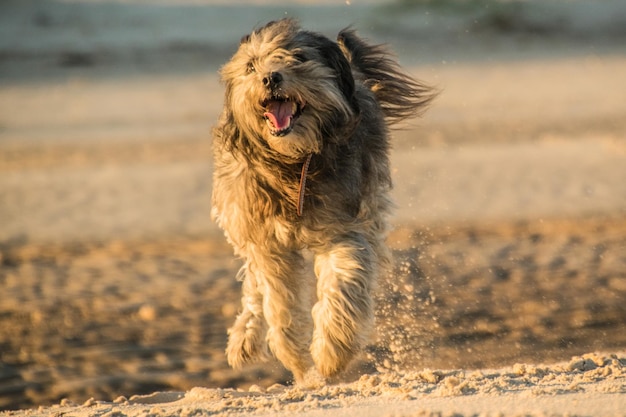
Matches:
[[264, 101, 293, 130]]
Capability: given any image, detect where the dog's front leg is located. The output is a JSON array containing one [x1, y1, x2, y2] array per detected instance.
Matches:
[[226, 263, 269, 369], [312, 234, 376, 378], [253, 249, 314, 382]]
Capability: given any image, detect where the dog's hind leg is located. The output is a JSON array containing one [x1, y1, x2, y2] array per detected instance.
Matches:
[[311, 233, 376, 378], [254, 249, 314, 382], [226, 263, 269, 369]]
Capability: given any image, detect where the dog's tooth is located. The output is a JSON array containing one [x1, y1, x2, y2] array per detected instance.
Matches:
[[291, 102, 297, 114]]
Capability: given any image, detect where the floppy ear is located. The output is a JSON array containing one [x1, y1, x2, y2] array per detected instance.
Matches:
[[336, 28, 362, 69], [214, 79, 245, 153], [316, 37, 358, 113], [214, 108, 241, 153]]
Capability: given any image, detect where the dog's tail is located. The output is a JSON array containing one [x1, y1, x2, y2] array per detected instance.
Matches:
[[337, 28, 437, 125]]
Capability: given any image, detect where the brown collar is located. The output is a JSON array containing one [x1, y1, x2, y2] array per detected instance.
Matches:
[[296, 154, 313, 217]]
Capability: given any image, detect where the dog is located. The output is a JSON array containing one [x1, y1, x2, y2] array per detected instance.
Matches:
[[211, 18, 434, 383]]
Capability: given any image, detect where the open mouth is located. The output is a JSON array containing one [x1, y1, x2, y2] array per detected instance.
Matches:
[[262, 97, 305, 137]]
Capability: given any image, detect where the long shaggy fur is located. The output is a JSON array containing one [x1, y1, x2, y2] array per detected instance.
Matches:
[[212, 18, 435, 383]]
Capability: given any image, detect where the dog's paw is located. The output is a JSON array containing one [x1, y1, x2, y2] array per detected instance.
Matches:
[[310, 331, 356, 378], [310, 301, 359, 378], [226, 315, 269, 368]]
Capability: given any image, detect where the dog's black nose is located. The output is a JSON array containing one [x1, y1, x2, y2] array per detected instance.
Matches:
[[263, 72, 283, 88]]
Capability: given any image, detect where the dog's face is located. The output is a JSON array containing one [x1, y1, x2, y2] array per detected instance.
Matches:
[[220, 19, 358, 160]]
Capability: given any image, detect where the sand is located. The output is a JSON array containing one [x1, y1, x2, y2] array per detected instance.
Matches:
[[5, 352, 626, 416], [1, 0, 626, 416]]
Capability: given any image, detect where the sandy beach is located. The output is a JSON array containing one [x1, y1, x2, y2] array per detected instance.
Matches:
[[1, 0, 626, 415]]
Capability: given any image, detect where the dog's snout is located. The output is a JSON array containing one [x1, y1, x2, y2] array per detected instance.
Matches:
[[263, 72, 283, 88]]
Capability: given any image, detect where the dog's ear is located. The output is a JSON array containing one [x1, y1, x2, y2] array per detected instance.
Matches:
[[336, 28, 361, 67], [214, 78, 244, 152], [316, 37, 358, 112], [338, 27, 436, 124], [215, 106, 240, 152]]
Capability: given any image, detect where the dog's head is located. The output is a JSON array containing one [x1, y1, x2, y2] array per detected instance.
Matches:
[[220, 19, 358, 160]]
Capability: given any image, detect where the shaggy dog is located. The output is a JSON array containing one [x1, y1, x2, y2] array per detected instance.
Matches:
[[212, 19, 434, 382]]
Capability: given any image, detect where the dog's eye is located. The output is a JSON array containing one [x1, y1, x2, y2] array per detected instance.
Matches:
[[294, 53, 308, 63], [246, 62, 256, 74]]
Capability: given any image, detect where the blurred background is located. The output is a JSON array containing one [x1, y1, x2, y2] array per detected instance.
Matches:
[[1, 0, 625, 410]]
